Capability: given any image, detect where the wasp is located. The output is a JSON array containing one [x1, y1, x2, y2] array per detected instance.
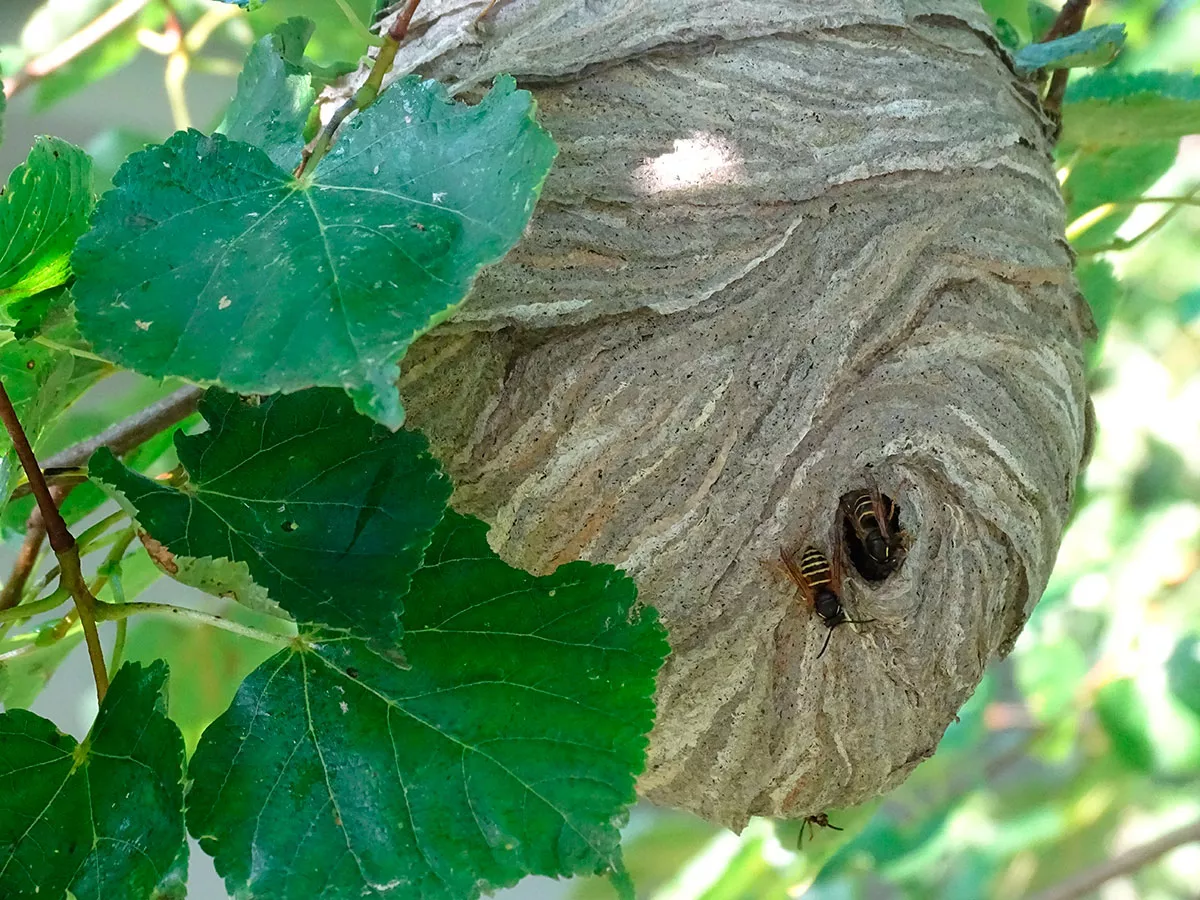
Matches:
[[840, 487, 906, 582], [798, 813, 843, 849], [779, 546, 871, 658]]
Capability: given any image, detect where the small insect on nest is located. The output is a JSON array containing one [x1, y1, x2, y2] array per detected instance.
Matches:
[[777, 546, 875, 659], [798, 812, 843, 849], [839, 486, 908, 582]]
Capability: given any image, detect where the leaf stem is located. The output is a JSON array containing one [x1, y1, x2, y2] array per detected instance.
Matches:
[[1066, 193, 1200, 242], [91, 528, 137, 596], [56, 546, 110, 702], [0, 586, 71, 624], [95, 601, 295, 647], [108, 619, 128, 681], [1025, 816, 1200, 900], [296, 0, 421, 177], [334, 0, 385, 47], [1076, 186, 1200, 256]]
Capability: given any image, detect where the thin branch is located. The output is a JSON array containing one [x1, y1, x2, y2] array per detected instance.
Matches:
[[297, 0, 421, 177], [0, 381, 108, 701], [0, 485, 64, 612], [1, 387, 198, 619], [56, 545, 110, 702], [1077, 187, 1200, 256], [0, 385, 75, 555], [1025, 817, 1200, 900], [3, 0, 152, 98], [42, 385, 202, 470]]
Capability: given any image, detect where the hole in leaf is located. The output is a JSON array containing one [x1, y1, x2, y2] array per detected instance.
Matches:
[[281, 520, 299, 533]]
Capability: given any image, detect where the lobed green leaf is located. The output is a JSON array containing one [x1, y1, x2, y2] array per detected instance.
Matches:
[[187, 511, 668, 899], [221, 17, 317, 170], [1060, 70, 1200, 147], [72, 74, 555, 428], [0, 661, 187, 899], [0, 137, 94, 310], [90, 388, 451, 642]]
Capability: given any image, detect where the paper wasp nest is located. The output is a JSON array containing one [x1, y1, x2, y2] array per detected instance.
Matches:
[[369, 0, 1092, 828]]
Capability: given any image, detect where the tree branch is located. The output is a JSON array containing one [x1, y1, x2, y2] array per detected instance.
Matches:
[[1026, 817, 1200, 900], [42, 385, 202, 470]]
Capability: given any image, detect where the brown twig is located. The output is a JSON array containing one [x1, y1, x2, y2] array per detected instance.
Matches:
[[0, 486, 65, 612], [0, 381, 108, 701], [0, 385, 75, 555], [0, 386, 200, 616], [1039, 0, 1091, 130], [3, 0, 152, 99], [42, 385, 202, 470], [1025, 817, 1200, 900]]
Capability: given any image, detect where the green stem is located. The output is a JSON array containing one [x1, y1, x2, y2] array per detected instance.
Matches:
[[57, 545, 110, 701], [1076, 186, 1200, 255], [95, 601, 295, 647], [0, 586, 71, 624], [91, 528, 137, 600], [334, 0, 385, 47], [107, 619, 127, 681], [297, 0, 421, 177], [76, 510, 130, 553]]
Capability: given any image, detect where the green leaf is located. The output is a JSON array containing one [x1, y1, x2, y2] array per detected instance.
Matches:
[[72, 75, 557, 428], [1094, 677, 1155, 771], [0, 137, 94, 310], [981, 0, 1031, 45], [0, 629, 83, 709], [85, 128, 156, 193], [1013, 24, 1126, 74], [1179, 288, 1200, 326], [221, 17, 316, 169], [0, 338, 108, 521], [1075, 260, 1122, 367], [90, 388, 451, 641], [1026, 2, 1057, 41], [187, 511, 668, 899], [1063, 142, 1178, 252], [215, 0, 267, 9], [0, 660, 187, 899], [1168, 634, 1200, 721], [1061, 70, 1200, 147], [124, 605, 288, 754]]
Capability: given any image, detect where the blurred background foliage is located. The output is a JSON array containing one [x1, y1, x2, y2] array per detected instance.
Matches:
[[1, 1, 1199, 898]]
